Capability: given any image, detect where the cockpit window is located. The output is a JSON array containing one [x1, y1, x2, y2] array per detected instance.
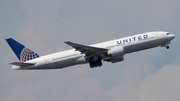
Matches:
[[166, 33, 170, 35]]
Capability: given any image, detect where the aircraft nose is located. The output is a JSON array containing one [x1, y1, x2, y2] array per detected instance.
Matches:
[[170, 34, 175, 40]]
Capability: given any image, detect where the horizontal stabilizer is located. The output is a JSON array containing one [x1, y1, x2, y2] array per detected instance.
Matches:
[[10, 62, 35, 66]]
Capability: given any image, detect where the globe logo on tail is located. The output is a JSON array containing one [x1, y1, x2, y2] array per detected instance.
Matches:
[[20, 48, 39, 62]]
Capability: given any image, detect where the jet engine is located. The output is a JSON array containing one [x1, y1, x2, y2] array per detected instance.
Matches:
[[105, 46, 125, 63]]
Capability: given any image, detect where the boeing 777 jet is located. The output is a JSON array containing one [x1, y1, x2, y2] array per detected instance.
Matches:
[[6, 31, 175, 70]]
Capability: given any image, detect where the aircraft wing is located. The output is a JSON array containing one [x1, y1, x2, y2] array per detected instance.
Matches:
[[10, 62, 35, 66], [65, 41, 108, 56]]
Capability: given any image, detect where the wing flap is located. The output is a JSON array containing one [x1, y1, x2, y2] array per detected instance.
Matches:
[[10, 62, 35, 66]]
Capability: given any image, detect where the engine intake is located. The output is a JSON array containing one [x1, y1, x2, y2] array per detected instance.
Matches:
[[106, 46, 125, 63], [108, 46, 124, 57]]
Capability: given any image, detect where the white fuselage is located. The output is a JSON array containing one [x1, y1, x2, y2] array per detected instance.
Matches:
[[12, 31, 175, 70]]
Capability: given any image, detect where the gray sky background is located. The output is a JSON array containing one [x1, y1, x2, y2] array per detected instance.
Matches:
[[0, 0, 180, 101]]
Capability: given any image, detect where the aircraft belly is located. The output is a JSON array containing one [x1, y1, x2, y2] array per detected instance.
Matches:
[[30, 55, 85, 69]]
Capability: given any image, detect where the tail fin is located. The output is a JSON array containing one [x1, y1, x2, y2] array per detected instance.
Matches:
[[6, 38, 39, 62]]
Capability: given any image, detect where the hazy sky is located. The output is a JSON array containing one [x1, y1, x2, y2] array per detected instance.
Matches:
[[1, 0, 180, 101]]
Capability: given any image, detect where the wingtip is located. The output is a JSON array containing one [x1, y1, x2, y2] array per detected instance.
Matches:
[[64, 41, 71, 44]]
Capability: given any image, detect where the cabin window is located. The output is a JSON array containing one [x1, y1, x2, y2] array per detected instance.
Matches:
[[166, 33, 170, 35]]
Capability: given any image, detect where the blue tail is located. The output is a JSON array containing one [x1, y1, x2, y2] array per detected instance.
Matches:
[[6, 38, 39, 62]]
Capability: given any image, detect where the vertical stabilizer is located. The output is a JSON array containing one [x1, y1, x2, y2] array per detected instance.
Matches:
[[6, 38, 39, 62]]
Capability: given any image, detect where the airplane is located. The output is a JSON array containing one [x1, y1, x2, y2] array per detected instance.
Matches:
[[6, 31, 175, 70]]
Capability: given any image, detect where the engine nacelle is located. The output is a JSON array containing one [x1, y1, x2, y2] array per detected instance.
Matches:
[[106, 46, 125, 63], [104, 56, 124, 63], [107, 46, 124, 58]]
